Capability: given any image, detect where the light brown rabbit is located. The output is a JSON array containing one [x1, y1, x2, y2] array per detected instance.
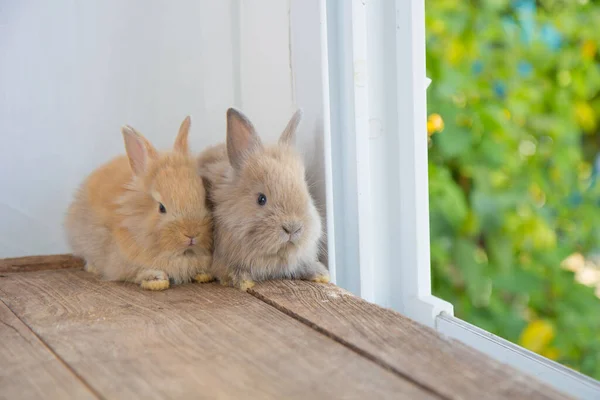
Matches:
[[197, 108, 329, 291], [65, 117, 213, 290]]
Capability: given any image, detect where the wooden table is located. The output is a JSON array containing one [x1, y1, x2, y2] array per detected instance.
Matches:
[[0, 255, 568, 399]]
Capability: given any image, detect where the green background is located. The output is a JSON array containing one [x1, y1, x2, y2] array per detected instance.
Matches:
[[426, 0, 600, 379]]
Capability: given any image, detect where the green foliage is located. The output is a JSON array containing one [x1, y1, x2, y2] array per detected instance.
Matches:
[[426, 0, 600, 379]]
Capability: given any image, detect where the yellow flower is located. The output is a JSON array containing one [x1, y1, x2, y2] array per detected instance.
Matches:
[[519, 319, 555, 353], [448, 40, 466, 65], [582, 39, 597, 60], [427, 113, 444, 135], [541, 347, 560, 361], [575, 102, 596, 133]]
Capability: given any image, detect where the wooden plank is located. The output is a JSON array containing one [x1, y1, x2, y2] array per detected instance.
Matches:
[[0, 254, 84, 273], [0, 300, 96, 400], [0, 270, 436, 400], [250, 280, 570, 400]]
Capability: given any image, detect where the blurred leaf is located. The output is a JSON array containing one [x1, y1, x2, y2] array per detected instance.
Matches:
[[429, 168, 469, 232], [427, 0, 600, 380], [486, 234, 513, 272], [494, 268, 543, 294], [434, 125, 473, 158], [454, 239, 492, 307]]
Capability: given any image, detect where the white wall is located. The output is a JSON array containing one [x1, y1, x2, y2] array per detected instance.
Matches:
[[0, 0, 316, 258]]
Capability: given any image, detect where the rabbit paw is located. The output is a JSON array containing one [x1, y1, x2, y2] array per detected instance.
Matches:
[[237, 279, 256, 292], [218, 276, 232, 287], [311, 274, 330, 284], [219, 274, 254, 291], [84, 262, 98, 274], [138, 270, 170, 291], [194, 273, 215, 283], [141, 279, 170, 291], [303, 261, 330, 284]]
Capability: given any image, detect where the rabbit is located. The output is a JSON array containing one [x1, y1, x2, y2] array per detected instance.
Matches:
[[197, 108, 329, 291], [65, 117, 213, 290]]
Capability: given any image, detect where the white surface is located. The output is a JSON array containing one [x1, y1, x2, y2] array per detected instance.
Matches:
[[289, 0, 335, 277], [239, 0, 296, 133], [392, 0, 454, 325], [0, 0, 316, 258], [437, 313, 600, 399], [326, 0, 369, 296], [331, 0, 374, 299], [351, 0, 375, 302], [325, 0, 452, 324]]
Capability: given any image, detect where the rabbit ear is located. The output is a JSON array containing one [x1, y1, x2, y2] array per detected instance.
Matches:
[[174, 116, 191, 153], [279, 109, 303, 145], [122, 126, 158, 175], [226, 108, 263, 170]]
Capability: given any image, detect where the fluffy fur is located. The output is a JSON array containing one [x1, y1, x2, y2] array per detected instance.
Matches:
[[65, 117, 213, 290], [197, 108, 329, 290]]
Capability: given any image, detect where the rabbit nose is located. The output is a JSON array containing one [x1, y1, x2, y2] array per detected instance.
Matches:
[[185, 235, 197, 246], [282, 222, 303, 235]]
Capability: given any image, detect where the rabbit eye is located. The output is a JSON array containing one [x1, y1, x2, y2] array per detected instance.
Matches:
[[158, 203, 167, 214], [257, 193, 267, 206]]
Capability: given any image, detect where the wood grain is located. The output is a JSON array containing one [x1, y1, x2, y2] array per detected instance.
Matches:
[[0, 270, 435, 400], [0, 254, 84, 273], [250, 280, 570, 400], [0, 300, 96, 400]]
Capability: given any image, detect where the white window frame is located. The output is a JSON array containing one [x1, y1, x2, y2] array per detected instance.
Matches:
[[289, 0, 600, 398]]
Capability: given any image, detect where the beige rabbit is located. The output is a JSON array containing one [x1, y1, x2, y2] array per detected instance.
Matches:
[[65, 117, 213, 290], [197, 108, 329, 291]]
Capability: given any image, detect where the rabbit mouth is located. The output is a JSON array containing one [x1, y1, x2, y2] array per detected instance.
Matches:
[[183, 249, 196, 257], [280, 241, 299, 253], [281, 238, 295, 247]]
